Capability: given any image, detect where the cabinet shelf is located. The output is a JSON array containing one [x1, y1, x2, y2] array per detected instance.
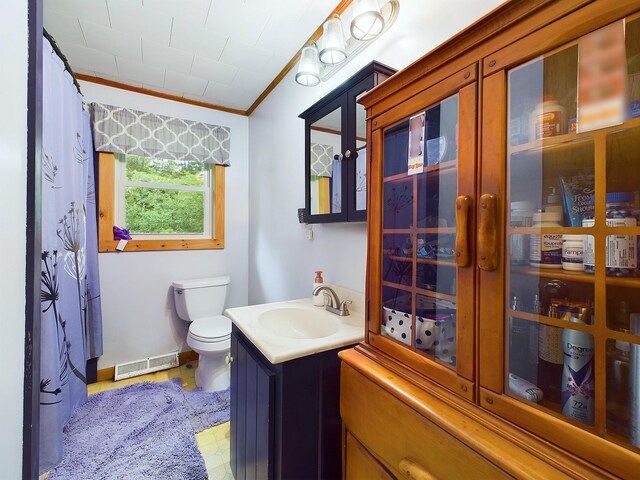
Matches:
[[383, 228, 457, 234], [388, 254, 456, 267], [507, 308, 593, 333], [511, 265, 640, 287], [383, 159, 458, 183], [508, 116, 640, 155]]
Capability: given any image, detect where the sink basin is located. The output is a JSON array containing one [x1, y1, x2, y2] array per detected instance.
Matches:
[[258, 307, 340, 339]]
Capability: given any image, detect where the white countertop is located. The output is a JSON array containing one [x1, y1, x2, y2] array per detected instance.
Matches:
[[225, 294, 365, 364]]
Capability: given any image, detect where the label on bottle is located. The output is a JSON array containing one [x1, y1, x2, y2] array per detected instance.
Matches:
[[530, 234, 563, 266], [582, 219, 595, 267], [605, 218, 637, 268], [534, 110, 562, 139], [538, 324, 563, 364]]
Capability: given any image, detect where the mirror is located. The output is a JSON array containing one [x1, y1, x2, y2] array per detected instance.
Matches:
[[310, 106, 342, 215], [355, 92, 367, 212]]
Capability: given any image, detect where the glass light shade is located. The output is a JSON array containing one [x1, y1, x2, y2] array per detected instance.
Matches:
[[351, 0, 385, 40], [295, 45, 321, 86], [319, 16, 347, 65]]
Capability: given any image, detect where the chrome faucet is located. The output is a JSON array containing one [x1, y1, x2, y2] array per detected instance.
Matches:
[[312, 285, 352, 316]]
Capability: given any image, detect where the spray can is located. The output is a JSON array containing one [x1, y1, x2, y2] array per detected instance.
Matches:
[[561, 316, 595, 426]]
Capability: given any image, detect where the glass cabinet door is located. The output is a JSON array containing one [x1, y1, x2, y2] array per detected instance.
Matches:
[[309, 105, 343, 216], [499, 15, 640, 453], [371, 71, 477, 398]]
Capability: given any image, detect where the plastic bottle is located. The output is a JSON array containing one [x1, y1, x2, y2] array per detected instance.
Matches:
[[313, 271, 325, 306], [510, 201, 535, 266], [529, 95, 566, 140], [545, 186, 563, 215], [561, 316, 595, 426], [562, 235, 584, 271], [583, 192, 638, 276], [530, 211, 563, 268], [606, 340, 630, 438]]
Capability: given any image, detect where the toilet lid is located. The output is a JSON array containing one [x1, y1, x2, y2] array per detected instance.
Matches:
[[189, 315, 231, 342]]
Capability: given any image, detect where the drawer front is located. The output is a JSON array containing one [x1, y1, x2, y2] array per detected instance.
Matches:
[[345, 431, 395, 480], [341, 364, 511, 480]]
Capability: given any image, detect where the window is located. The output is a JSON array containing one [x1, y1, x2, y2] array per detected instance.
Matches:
[[98, 152, 225, 252]]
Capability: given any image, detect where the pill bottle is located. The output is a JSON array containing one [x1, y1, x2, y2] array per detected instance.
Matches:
[[562, 235, 584, 271], [582, 192, 637, 276], [510, 201, 535, 266], [529, 95, 566, 140], [530, 211, 563, 268]]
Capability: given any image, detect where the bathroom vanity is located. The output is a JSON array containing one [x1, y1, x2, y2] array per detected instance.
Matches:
[[226, 296, 364, 480]]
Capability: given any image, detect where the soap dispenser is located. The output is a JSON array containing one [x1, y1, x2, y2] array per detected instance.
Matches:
[[313, 271, 325, 306]]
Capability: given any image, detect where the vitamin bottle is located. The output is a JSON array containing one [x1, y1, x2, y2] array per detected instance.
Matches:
[[583, 192, 638, 276], [530, 211, 563, 268]]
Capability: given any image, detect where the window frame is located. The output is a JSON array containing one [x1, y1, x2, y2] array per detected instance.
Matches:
[[98, 152, 225, 252]]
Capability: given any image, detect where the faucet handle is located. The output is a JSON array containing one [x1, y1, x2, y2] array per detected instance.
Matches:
[[339, 300, 352, 314]]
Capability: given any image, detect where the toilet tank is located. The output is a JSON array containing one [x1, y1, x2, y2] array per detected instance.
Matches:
[[172, 276, 230, 322]]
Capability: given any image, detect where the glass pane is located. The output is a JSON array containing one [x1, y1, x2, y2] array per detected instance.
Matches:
[[120, 154, 206, 187], [355, 91, 367, 211], [310, 106, 342, 215], [505, 44, 601, 420], [380, 94, 459, 371], [124, 187, 205, 234]]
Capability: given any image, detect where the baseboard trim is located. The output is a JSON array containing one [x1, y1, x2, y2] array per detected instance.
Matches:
[[95, 350, 199, 383]]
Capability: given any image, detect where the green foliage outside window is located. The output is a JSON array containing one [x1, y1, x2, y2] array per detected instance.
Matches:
[[117, 154, 209, 235]]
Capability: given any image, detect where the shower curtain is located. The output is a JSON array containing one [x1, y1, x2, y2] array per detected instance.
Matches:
[[39, 36, 103, 474]]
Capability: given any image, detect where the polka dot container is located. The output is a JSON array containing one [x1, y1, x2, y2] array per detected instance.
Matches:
[[382, 307, 456, 365]]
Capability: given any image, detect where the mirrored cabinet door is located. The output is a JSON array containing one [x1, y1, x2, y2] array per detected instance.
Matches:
[[309, 105, 343, 216]]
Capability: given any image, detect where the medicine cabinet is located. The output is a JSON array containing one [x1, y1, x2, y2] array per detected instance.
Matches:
[[341, 1, 640, 479], [299, 61, 395, 223]]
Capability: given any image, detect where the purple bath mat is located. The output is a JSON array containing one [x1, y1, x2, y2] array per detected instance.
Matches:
[[48, 379, 207, 480], [184, 386, 230, 433]]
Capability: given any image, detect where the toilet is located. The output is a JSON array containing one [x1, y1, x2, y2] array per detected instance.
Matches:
[[172, 276, 232, 392]]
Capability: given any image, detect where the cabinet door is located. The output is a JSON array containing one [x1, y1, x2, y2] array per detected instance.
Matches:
[[368, 65, 478, 400], [306, 95, 347, 222], [346, 77, 374, 222], [479, 5, 640, 477], [230, 332, 275, 480]]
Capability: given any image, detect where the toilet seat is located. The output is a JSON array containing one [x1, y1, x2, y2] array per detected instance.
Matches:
[[188, 315, 231, 343]]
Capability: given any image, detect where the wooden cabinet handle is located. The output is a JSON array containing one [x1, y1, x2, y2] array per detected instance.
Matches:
[[398, 457, 437, 480], [478, 193, 498, 271], [454, 195, 472, 267]]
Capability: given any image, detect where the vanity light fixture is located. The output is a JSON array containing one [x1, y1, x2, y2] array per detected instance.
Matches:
[[295, 45, 322, 86], [319, 15, 348, 65], [295, 0, 400, 87], [351, 0, 385, 40]]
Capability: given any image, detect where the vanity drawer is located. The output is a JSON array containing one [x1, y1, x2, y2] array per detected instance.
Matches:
[[341, 363, 511, 480]]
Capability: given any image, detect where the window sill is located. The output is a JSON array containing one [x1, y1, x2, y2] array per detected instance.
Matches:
[[98, 238, 224, 253]]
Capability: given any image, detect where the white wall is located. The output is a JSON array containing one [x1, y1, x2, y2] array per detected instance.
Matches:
[[79, 82, 249, 369], [0, 0, 28, 476], [248, 0, 505, 304]]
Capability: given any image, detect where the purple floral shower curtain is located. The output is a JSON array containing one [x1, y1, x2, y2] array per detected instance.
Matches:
[[39, 36, 103, 474]]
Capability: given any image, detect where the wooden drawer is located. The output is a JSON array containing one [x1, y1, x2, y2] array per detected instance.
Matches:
[[341, 363, 511, 479]]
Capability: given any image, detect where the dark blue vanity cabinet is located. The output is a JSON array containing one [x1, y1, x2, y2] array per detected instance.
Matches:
[[230, 325, 349, 480]]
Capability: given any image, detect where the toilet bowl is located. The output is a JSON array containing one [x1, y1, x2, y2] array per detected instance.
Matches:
[[172, 276, 232, 392]]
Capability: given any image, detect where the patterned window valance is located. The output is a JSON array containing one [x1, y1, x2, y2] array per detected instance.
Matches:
[[89, 103, 231, 165], [310, 142, 334, 177]]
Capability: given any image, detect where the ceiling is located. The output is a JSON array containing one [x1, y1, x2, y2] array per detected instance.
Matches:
[[43, 0, 341, 113]]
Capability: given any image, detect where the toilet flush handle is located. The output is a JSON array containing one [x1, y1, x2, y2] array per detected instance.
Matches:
[[176, 289, 183, 295]]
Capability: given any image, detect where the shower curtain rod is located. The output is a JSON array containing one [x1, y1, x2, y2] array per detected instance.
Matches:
[[43, 28, 82, 95]]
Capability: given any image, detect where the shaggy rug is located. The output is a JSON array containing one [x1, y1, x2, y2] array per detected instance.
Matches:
[[49, 379, 230, 480], [184, 386, 231, 433]]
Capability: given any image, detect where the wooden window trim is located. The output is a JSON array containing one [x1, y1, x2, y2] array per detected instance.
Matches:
[[98, 152, 225, 252]]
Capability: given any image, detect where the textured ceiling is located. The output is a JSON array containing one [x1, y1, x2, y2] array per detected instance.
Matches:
[[44, 0, 340, 112]]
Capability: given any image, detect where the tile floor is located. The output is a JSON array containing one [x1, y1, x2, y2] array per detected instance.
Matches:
[[46, 362, 233, 479]]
